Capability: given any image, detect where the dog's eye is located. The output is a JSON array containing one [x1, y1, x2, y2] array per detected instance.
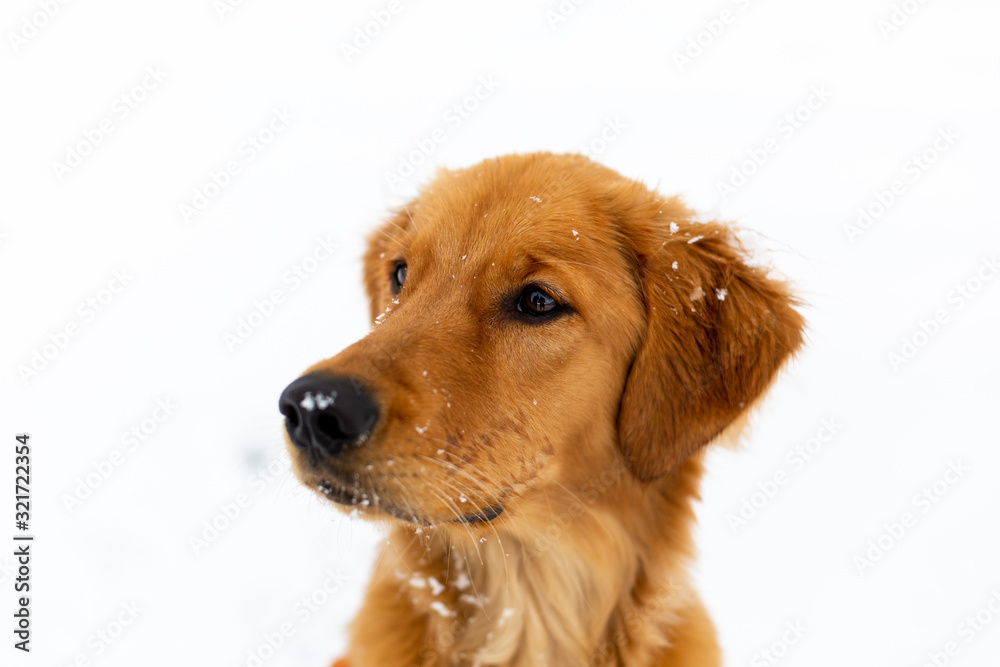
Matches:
[[390, 261, 407, 295], [517, 285, 561, 317]]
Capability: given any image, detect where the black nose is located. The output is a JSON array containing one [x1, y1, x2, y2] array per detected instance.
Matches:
[[278, 373, 379, 459]]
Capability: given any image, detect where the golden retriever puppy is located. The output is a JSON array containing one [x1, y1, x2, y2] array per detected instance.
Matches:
[[279, 153, 804, 666]]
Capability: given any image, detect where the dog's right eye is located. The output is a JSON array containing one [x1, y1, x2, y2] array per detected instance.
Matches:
[[516, 284, 563, 319], [390, 261, 407, 295]]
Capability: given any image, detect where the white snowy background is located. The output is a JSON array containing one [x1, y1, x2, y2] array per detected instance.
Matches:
[[2, 1, 999, 665]]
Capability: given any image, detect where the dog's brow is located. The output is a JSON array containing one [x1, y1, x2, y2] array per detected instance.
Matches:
[[507, 252, 547, 277]]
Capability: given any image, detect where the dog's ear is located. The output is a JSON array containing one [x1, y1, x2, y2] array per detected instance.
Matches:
[[362, 208, 412, 323], [616, 199, 805, 482]]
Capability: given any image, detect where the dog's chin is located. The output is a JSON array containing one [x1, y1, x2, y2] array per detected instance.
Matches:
[[303, 473, 505, 527]]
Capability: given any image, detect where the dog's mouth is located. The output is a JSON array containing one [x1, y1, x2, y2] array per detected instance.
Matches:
[[461, 504, 504, 524], [314, 476, 505, 526]]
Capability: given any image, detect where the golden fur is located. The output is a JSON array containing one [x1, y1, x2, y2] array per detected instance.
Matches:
[[285, 153, 804, 666]]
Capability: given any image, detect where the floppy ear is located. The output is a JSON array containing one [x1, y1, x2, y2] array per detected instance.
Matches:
[[361, 208, 412, 323], [617, 201, 805, 482]]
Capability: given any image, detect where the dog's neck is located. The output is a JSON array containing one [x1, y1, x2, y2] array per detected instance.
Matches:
[[355, 454, 706, 666]]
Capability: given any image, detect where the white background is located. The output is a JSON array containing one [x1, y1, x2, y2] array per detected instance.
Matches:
[[2, 1, 999, 665]]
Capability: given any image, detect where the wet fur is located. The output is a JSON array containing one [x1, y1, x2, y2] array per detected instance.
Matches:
[[287, 153, 804, 666]]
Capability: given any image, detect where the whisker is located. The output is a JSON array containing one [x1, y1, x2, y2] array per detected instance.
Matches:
[[415, 452, 494, 494], [403, 204, 419, 232], [386, 216, 410, 239], [377, 227, 406, 246], [423, 484, 485, 565], [415, 453, 513, 594]]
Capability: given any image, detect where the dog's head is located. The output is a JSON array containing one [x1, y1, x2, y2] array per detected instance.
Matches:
[[280, 153, 803, 530]]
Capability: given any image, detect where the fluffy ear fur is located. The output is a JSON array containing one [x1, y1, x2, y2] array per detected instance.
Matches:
[[616, 196, 805, 482]]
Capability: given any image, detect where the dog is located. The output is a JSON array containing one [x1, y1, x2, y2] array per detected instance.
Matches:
[[279, 153, 804, 666]]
